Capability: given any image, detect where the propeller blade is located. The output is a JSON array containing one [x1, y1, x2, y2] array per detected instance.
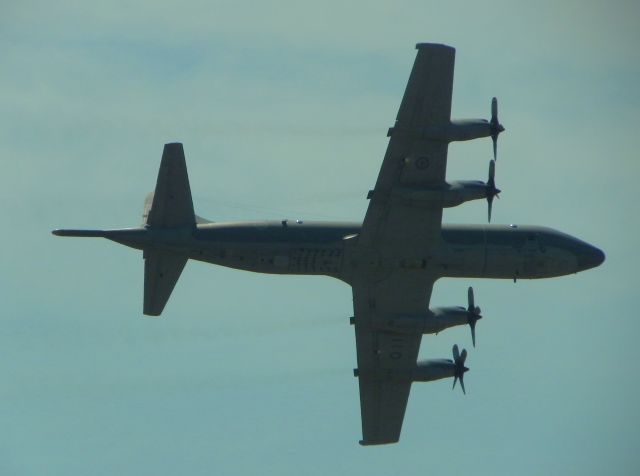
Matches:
[[486, 160, 499, 223], [492, 136, 498, 161], [470, 321, 476, 347], [489, 97, 504, 161], [488, 197, 493, 223], [452, 345, 469, 394], [466, 287, 482, 346], [488, 159, 496, 185]]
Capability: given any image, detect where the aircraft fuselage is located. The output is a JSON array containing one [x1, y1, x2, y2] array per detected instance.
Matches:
[[101, 221, 604, 283]]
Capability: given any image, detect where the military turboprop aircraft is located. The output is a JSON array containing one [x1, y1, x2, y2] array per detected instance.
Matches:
[[53, 43, 605, 446]]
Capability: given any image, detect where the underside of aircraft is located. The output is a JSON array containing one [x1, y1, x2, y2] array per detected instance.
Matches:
[[53, 43, 604, 445]]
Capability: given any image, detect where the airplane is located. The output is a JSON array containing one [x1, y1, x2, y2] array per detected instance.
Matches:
[[53, 43, 605, 446]]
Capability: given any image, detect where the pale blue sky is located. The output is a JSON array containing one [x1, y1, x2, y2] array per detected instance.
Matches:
[[2, 1, 639, 475]]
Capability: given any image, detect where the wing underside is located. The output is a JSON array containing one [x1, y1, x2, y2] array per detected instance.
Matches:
[[359, 43, 454, 252], [352, 43, 455, 445], [354, 273, 436, 445]]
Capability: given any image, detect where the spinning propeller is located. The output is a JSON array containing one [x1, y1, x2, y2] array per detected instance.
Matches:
[[486, 160, 501, 223], [490, 97, 505, 161], [466, 287, 482, 347], [452, 344, 469, 394]]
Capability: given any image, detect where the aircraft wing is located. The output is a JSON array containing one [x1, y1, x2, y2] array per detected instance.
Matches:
[[352, 44, 455, 445], [358, 43, 454, 252], [353, 272, 436, 445]]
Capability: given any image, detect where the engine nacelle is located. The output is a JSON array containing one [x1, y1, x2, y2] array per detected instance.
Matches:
[[402, 359, 456, 382], [387, 119, 491, 143], [430, 306, 470, 332], [372, 307, 468, 335], [391, 180, 487, 208], [413, 348, 470, 393], [446, 119, 493, 142]]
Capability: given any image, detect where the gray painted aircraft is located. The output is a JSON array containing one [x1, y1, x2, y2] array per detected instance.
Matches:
[[53, 43, 605, 445]]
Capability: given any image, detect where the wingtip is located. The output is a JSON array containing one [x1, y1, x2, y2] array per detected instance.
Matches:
[[415, 42, 454, 52], [143, 304, 163, 317], [359, 438, 399, 446], [163, 141, 184, 149]]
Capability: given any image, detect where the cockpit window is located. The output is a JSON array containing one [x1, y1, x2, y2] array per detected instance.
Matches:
[[541, 230, 577, 250]]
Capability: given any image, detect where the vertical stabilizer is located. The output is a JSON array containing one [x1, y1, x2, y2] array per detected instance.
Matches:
[[146, 143, 195, 229], [142, 142, 194, 316]]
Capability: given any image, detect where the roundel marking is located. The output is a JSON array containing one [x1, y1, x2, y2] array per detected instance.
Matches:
[[415, 157, 430, 170]]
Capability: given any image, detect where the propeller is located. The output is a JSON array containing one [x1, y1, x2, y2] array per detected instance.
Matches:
[[467, 287, 482, 347], [486, 160, 501, 223], [489, 97, 505, 160], [452, 344, 469, 395]]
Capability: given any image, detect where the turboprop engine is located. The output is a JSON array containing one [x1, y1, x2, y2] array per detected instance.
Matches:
[[388, 160, 500, 222], [389, 98, 504, 159], [369, 287, 483, 347], [411, 345, 470, 394]]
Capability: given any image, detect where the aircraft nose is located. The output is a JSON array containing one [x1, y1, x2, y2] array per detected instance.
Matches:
[[577, 245, 605, 271]]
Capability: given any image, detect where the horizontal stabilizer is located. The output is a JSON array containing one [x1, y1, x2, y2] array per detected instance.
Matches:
[[143, 249, 188, 316], [195, 215, 213, 224], [142, 192, 154, 225], [144, 191, 212, 225], [146, 143, 195, 229]]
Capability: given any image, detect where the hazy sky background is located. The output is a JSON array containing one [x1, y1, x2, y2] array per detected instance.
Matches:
[[2, 1, 639, 474]]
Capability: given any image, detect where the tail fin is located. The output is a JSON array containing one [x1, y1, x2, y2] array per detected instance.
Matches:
[[54, 142, 196, 317], [142, 143, 193, 316], [145, 143, 195, 229]]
